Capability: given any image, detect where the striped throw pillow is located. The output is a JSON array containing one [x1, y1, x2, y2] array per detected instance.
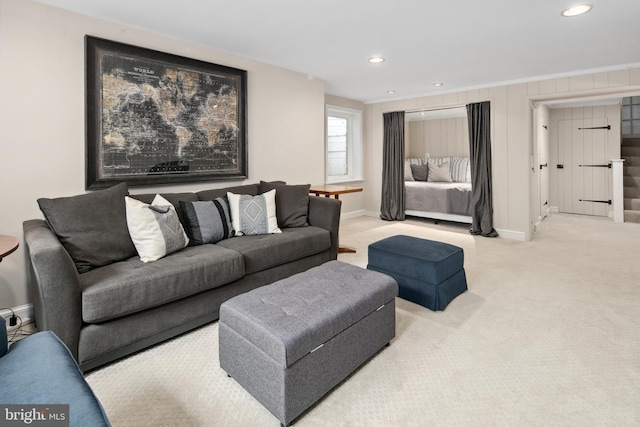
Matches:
[[180, 198, 234, 245], [449, 157, 471, 182]]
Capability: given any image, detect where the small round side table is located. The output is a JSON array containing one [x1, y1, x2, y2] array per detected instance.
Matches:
[[0, 235, 19, 262]]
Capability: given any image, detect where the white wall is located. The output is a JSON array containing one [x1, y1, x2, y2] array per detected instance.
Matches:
[[364, 69, 640, 241], [0, 0, 325, 309], [407, 117, 469, 159]]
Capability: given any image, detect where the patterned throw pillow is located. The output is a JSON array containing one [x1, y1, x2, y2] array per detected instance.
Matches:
[[180, 198, 234, 245], [227, 189, 282, 236], [125, 195, 189, 262]]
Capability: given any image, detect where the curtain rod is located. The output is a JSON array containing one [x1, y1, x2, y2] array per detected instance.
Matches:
[[404, 105, 467, 114]]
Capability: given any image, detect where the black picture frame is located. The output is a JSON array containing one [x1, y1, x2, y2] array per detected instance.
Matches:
[[85, 36, 248, 189]]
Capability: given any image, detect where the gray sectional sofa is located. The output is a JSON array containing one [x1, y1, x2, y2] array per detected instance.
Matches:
[[23, 181, 341, 372]]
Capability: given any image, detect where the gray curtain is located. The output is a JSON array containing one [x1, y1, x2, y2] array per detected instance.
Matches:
[[380, 111, 405, 220], [467, 102, 499, 237]]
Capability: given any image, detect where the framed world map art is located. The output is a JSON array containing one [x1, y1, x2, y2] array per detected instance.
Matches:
[[85, 36, 248, 189]]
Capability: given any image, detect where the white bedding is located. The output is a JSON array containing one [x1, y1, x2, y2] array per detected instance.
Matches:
[[405, 181, 472, 223]]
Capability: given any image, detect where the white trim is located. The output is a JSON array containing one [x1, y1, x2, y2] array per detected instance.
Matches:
[[496, 229, 526, 241], [365, 62, 640, 104], [1, 304, 34, 330], [326, 104, 363, 183], [341, 209, 366, 220]]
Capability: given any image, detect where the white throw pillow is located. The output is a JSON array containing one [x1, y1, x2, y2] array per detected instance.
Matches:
[[404, 159, 415, 181], [427, 161, 453, 182], [227, 189, 282, 236], [125, 195, 189, 262]]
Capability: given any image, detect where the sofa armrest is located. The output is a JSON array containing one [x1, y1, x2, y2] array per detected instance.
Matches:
[[23, 219, 82, 361], [307, 196, 342, 260]]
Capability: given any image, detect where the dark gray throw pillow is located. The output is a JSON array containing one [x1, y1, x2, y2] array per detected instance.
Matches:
[[410, 164, 429, 181], [180, 198, 234, 245], [37, 182, 136, 273], [259, 181, 310, 228]]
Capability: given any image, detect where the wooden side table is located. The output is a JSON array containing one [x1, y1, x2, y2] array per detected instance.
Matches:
[[309, 184, 363, 253], [0, 235, 19, 263]]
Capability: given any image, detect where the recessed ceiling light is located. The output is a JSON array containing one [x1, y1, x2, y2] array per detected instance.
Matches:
[[369, 57, 385, 64], [433, 82, 444, 87], [386, 90, 396, 94], [562, 5, 592, 17]]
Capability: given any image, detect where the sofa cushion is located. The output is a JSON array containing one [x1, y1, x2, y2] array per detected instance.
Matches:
[[227, 190, 281, 236], [79, 245, 245, 323], [217, 226, 330, 275], [37, 182, 136, 273], [259, 181, 311, 228], [125, 195, 189, 263], [180, 198, 234, 245]]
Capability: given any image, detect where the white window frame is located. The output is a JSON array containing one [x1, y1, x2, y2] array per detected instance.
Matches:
[[325, 105, 363, 183]]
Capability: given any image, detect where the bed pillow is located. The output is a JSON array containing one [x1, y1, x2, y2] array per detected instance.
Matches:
[[227, 189, 282, 236], [259, 181, 310, 228], [450, 157, 471, 182], [37, 182, 136, 273], [125, 194, 189, 262], [427, 161, 453, 182], [404, 160, 415, 181], [410, 164, 428, 181], [180, 198, 234, 245]]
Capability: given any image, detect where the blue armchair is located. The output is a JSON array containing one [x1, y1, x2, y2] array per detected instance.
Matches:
[[0, 318, 111, 426]]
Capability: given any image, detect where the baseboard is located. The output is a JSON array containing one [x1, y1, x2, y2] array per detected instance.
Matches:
[[549, 206, 559, 213], [495, 229, 526, 241], [352, 210, 527, 241], [341, 209, 366, 220], [1, 304, 34, 330]]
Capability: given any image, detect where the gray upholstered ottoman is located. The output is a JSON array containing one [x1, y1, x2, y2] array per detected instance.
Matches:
[[367, 235, 467, 311], [219, 260, 398, 426]]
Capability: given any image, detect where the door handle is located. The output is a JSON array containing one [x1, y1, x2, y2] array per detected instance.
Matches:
[[539, 163, 548, 170]]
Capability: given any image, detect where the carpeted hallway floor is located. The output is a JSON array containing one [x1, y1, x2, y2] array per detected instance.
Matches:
[[85, 213, 640, 426]]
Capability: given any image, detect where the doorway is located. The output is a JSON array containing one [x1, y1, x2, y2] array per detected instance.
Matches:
[[533, 100, 622, 229]]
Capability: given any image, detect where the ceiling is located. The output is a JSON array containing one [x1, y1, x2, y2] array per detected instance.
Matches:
[[36, 0, 640, 104]]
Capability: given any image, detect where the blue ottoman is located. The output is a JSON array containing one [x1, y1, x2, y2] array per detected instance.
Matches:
[[0, 318, 111, 427], [367, 235, 467, 311]]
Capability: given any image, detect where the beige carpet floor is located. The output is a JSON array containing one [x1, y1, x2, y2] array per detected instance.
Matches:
[[85, 213, 640, 426]]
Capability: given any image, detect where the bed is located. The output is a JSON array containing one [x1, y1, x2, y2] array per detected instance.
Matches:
[[404, 156, 473, 224]]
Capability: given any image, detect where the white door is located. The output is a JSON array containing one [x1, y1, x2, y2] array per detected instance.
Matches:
[[558, 117, 610, 217]]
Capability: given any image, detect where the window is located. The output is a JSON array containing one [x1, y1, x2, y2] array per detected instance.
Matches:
[[622, 96, 640, 136], [326, 105, 363, 183]]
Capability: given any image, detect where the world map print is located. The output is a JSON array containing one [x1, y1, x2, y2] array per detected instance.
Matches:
[[99, 53, 241, 177]]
